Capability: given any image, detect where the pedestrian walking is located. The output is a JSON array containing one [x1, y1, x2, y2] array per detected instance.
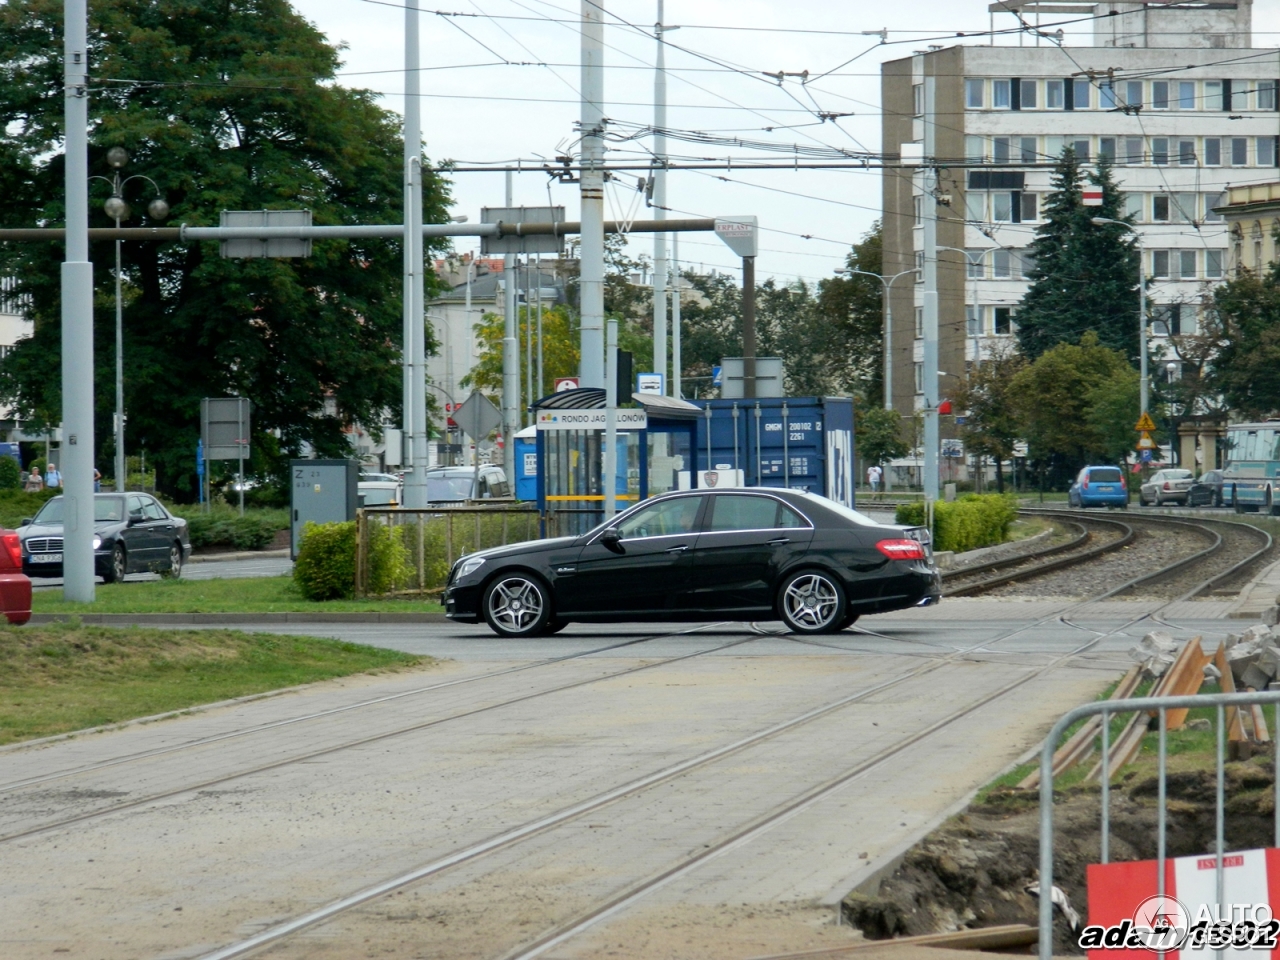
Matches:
[[24, 466, 42, 491], [93, 468, 102, 492], [44, 462, 61, 489], [867, 463, 883, 494]]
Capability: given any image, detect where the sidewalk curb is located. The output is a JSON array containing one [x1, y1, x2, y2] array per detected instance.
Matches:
[[187, 548, 290, 564], [28, 612, 449, 625]]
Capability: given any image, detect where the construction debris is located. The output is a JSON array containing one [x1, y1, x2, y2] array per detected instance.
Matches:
[[1128, 631, 1178, 677]]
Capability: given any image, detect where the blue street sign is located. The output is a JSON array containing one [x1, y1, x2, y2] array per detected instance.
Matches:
[[196, 439, 205, 475], [712, 365, 722, 387], [1140, 449, 1152, 462]]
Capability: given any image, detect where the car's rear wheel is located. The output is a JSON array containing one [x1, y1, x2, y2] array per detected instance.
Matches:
[[102, 544, 126, 584], [166, 542, 183, 579], [482, 574, 552, 637], [778, 570, 846, 634]]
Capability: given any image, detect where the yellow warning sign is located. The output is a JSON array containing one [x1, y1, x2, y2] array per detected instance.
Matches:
[[1135, 412, 1157, 432], [1136, 431, 1157, 450]]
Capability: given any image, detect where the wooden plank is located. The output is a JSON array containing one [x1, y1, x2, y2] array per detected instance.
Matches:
[[1214, 643, 1248, 742], [1163, 637, 1208, 730]]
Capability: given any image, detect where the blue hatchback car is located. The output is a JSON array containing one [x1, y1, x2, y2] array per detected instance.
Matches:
[[1068, 465, 1129, 508]]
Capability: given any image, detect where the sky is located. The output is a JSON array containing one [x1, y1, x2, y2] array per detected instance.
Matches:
[[298, 0, 1280, 287]]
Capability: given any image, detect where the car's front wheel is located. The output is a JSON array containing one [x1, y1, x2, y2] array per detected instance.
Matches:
[[166, 542, 183, 579], [482, 574, 552, 637], [102, 544, 126, 584], [778, 570, 846, 634]]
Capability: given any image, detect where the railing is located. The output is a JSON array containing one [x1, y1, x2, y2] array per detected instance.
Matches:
[[1037, 689, 1280, 960], [355, 504, 542, 598]]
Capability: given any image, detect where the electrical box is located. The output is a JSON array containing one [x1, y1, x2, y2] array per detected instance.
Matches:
[[290, 459, 359, 559]]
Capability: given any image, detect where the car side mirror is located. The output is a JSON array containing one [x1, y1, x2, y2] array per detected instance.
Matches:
[[600, 526, 624, 553], [19, 517, 30, 527], [127, 514, 142, 526]]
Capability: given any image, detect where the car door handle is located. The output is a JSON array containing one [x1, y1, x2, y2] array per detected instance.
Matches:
[[666, 544, 689, 553], [768, 537, 791, 545]]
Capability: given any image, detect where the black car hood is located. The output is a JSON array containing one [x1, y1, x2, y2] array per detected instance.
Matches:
[[457, 535, 579, 565]]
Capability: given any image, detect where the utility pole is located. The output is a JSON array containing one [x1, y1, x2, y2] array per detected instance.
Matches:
[[651, 0, 668, 394], [62, 0, 94, 603], [672, 232, 682, 399], [922, 73, 941, 512], [742, 256, 757, 399], [579, 0, 606, 389], [503, 171, 519, 480], [402, 0, 428, 509], [604, 318, 618, 520]]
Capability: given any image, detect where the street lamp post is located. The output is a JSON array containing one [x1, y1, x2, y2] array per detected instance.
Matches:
[[832, 266, 917, 411], [1166, 360, 1179, 466], [93, 147, 168, 492], [1091, 217, 1148, 421]]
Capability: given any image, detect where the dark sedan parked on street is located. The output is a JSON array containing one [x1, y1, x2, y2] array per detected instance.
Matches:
[[445, 488, 940, 637], [1188, 470, 1225, 508], [20, 493, 191, 582]]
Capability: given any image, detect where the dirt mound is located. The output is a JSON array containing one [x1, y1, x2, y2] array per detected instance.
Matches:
[[843, 758, 1278, 954]]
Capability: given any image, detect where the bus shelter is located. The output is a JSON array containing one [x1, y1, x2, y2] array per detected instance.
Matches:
[[532, 389, 701, 536]]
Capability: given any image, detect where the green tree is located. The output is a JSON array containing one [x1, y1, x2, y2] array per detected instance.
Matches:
[[1205, 264, 1280, 418], [953, 345, 1026, 492], [1015, 150, 1140, 361], [0, 0, 451, 500], [1084, 366, 1144, 465], [817, 222, 887, 404], [464, 305, 581, 401], [856, 405, 909, 469], [1007, 333, 1137, 481]]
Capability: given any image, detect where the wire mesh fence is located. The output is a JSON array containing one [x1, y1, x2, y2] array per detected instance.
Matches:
[[355, 505, 542, 598]]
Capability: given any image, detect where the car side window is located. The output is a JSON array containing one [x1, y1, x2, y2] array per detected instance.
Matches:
[[616, 497, 701, 539], [142, 499, 167, 521], [708, 495, 784, 532], [126, 495, 146, 521], [777, 504, 809, 528]]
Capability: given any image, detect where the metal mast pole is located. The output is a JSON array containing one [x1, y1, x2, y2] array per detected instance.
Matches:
[[1138, 235, 1149, 419], [114, 225, 125, 491], [922, 73, 940, 510], [62, 0, 95, 602], [883, 285, 893, 411], [652, 0, 668, 393], [742, 256, 757, 399], [502, 171, 519, 477], [604, 317, 618, 520], [536, 253, 544, 401], [579, 0, 606, 389], [672, 233, 682, 399], [402, 0, 428, 509]]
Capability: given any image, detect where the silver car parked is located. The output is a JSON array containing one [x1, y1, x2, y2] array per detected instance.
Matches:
[[1139, 468, 1194, 507]]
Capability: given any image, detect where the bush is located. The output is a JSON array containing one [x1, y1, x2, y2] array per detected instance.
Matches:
[[293, 521, 357, 600], [0, 457, 20, 490], [170, 506, 288, 550], [895, 494, 1018, 554], [292, 520, 410, 601]]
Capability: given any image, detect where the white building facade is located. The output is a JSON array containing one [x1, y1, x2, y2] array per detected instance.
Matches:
[[882, 0, 1278, 415]]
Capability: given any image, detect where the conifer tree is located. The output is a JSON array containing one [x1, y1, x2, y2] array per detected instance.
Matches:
[[1015, 149, 1140, 361]]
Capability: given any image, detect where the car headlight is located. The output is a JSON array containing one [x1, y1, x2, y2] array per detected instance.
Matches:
[[457, 556, 486, 579], [92, 536, 102, 550]]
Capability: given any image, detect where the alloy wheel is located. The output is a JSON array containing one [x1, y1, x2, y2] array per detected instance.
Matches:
[[782, 573, 840, 630], [486, 577, 545, 634]]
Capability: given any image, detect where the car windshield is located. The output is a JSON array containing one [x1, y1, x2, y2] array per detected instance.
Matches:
[[427, 475, 474, 500], [34, 497, 126, 524], [1089, 468, 1123, 482], [361, 487, 399, 506]]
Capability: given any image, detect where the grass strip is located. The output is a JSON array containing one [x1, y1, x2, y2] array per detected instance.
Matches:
[[0, 621, 428, 745], [32, 576, 444, 614]]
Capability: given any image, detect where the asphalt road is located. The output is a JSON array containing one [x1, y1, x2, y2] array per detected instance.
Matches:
[[30, 553, 292, 590]]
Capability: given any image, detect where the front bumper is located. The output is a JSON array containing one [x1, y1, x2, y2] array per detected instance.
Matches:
[[444, 580, 484, 622], [23, 549, 116, 579]]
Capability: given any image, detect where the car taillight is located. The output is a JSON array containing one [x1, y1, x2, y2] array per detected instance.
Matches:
[[1163, 481, 1171, 491], [876, 539, 926, 561], [1082, 478, 1089, 489], [2, 533, 21, 569]]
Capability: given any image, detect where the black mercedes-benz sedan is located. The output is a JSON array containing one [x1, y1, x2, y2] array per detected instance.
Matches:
[[444, 488, 940, 637], [19, 493, 191, 583]]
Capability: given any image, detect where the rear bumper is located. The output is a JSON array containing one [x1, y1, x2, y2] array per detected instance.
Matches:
[[1080, 493, 1128, 506], [0, 572, 32, 624]]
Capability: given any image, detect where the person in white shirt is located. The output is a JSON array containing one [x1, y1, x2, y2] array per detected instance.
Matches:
[[867, 463, 882, 494]]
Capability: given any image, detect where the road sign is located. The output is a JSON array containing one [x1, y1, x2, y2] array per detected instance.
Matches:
[[1082, 189, 1103, 207], [219, 210, 312, 259], [714, 217, 758, 258], [1135, 412, 1158, 432], [201, 397, 251, 461], [1137, 431, 1157, 450], [636, 373, 664, 395], [536, 409, 648, 431], [453, 391, 503, 441], [554, 377, 579, 392]]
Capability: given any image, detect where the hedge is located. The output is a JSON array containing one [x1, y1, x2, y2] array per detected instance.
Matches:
[[894, 494, 1019, 554], [170, 507, 288, 551], [292, 520, 410, 601]]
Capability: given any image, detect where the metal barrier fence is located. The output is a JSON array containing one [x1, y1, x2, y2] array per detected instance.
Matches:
[[355, 505, 542, 598], [1037, 689, 1280, 960]]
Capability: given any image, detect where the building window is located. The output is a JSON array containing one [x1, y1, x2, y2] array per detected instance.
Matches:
[[1152, 81, 1170, 110], [966, 250, 984, 279], [1100, 81, 1116, 110], [1152, 138, 1169, 165], [1172, 193, 1197, 223], [1206, 249, 1225, 278], [1178, 140, 1196, 165], [993, 137, 1011, 163], [965, 78, 984, 109], [1100, 137, 1117, 161], [965, 192, 985, 221], [913, 83, 923, 116], [1178, 250, 1197, 279], [1231, 137, 1249, 166], [1205, 80, 1222, 109], [965, 136, 986, 161], [993, 307, 1013, 335], [992, 193, 1014, 222], [1153, 196, 1170, 221], [1020, 137, 1038, 162], [966, 305, 981, 336], [1125, 80, 1143, 109], [1258, 137, 1277, 167], [1073, 79, 1091, 109], [1018, 249, 1036, 279], [915, 250, 925, 278], [1255, 239, 1264, 272], [1204, 192, 1226, 222], [1124, 137, 1144, 165], [1020, 192, 1038, 222], [1153, 304, 1182, 337], [915, 362, 923, 394], [1124, 192, 1144, 221], [992, 79, 1011, 109], [1045, 135, 1065, 159], [1152, 250, 1171, 278], [1178, 81, 1196, 110], [914, 195, 923, 225], [1020, 79, 1038, 109], [1260, 80, 1279, 112], [1046, 80, 1064, 109], [1205, 138, 1222, 166], [992, 249, 1012, 279]]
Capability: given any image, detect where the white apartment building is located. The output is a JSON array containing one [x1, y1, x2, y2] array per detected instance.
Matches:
[[882, 0, 1279, 415]]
